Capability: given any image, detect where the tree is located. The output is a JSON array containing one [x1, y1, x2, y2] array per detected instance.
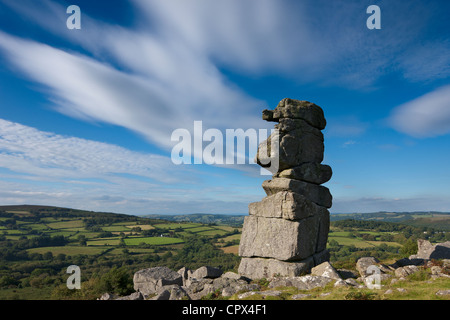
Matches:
[[97, 266, 133, 296], [328, 239, 339, 247], [78, 235, 87, 246], [400, 239, 418, 256], [43, 251, 53, 260]]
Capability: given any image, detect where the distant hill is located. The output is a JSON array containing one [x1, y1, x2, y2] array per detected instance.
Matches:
[[331, 211, 450, 231], [0, 204, 137, 220], [141, 213, 245, 227], [2, 205, 449, 230]]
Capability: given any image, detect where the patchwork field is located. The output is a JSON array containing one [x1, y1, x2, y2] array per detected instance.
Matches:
[[0, 206, 242, 260]]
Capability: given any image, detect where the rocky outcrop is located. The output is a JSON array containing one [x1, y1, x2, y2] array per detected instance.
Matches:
[[238, 98, 332, 279], [409, 239, 450, 260], [133, 266, 183, 296], [100, 253, 450, 300]]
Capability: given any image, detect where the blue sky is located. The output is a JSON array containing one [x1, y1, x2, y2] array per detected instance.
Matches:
[[0, 0, 449, 215]]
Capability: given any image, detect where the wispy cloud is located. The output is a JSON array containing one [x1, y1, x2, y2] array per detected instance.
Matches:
[[388, 85, 450, 138], [0, 118, 190, 183], [0, 118, 264, 214], [342, 140, 357, 148]]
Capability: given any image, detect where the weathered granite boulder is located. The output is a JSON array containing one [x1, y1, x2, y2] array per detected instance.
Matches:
[[239, 215, 321, 261], [356, 257, 380, 277], [262, 178, 332, 208], [115, 291, 144, 300], [238, 98, 332, 279], [98, 292, 119, 300], [268, 275, 332, 291], [311, 261, 342, 280], [238, 257, 314, 279], [394, 265, 420, 278], [248, 191, 329, 221], [133, 266, 183, 296], [148, 285, 189, 300], [409, 240, 450, 260], [191, 266, 223, 279], [256, 119, 324, 173], [262, 98, 327, 130], [277, 163, 332, 185]]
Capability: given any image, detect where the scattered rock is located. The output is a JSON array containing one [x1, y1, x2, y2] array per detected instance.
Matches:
[[238, 257, 314, 279], [184, 278, 214, 300], [238, 291, 258, 300], [268, 275, 332, 291], [98, 292, 118, 300], [221, 271, 242, 280], [333, 279, 348, 287], [177, 267, 191, 286], [115, 291, 144, 300], [430, 266, 450, 279], [363, 273, 391, 289], [337, 269, 358, 279], [101, 253, 450, 300], [436, 289, 450, 296], [212, 277, 259, 298], [311, 261, 342, 280], [409, 240, 450, 260], [238, 290, 283, 300], [394, 265, 420, 278], [168, 285, 190, 300], [356, 257, 380, 277], [391, 257, 423, 268], [133, 266, 183, 296], [344, 278, 363, 288], [292, 293, 311, 300], [191, 266, 223, 279], [149, 288, 171, 300]]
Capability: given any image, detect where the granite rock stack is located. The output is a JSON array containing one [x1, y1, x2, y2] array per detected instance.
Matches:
[[238, 98, 332, 279]]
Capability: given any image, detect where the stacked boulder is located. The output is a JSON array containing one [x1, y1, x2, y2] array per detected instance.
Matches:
[[238, 98, 333, 279]]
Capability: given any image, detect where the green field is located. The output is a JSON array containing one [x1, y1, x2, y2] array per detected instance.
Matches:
[[27, 246, 107, 255], [124, 237, 184, 246]]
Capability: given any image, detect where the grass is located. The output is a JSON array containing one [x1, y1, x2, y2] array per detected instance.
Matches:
[[220, 245, 239, 254], [101, 225, 131, 232], [46, 220, 85, 229], [232, 273, 450, 301], [125, 224, 154, 230], [328, 236, 375, 248], [154, 223, 202, 229], [124, 236, 184, 246], [87, 238, 121, 246], [0, 286, 55, 300], [254, 263, 450, 301], [27, 246, 107, 255], [196, 229, 229, 236]]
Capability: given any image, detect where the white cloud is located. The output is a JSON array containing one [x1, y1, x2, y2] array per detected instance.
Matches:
[[3, 0, 448, 103], [0, 30, 266, 152], [0, 118, 266, 214], [0, 118, 189, 184], [388, 85, 450, 138]]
